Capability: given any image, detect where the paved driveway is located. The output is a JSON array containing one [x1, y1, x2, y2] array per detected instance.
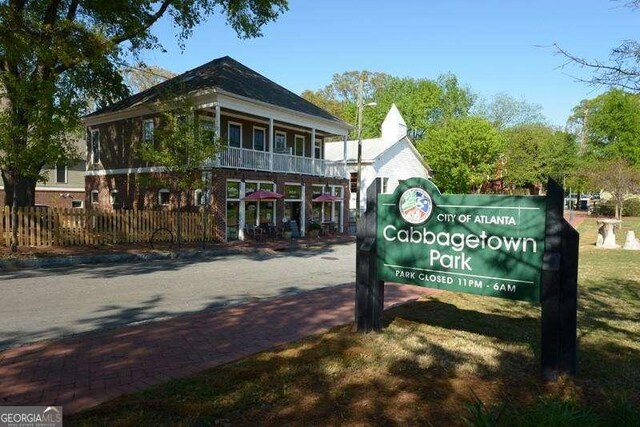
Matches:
[[0, 241, 355, 349]]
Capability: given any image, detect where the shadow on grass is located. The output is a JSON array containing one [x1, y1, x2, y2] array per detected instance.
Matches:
[[67, 275, 640, 426]]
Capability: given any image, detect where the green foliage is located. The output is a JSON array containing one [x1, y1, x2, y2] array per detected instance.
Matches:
[[0, 0, 288, 206], [461, 390, 506, 426], [418, 116, 504, 193], [579, 157, 640, 219], [505, 397, 599, 427], [571, 89, 640, 164], [623, 197, 640, 217], [308, 221, 322, 232], [301, 71, 475, 141], [138, 97, 220, 196], [502, 124, 578, 188], [592, 200, 616, 217]]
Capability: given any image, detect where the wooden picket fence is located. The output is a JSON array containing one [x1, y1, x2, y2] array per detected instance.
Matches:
[[0, 206, 216, 247]]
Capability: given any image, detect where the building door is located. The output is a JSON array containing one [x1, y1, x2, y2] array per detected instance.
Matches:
[[284, 183, 303, 237]]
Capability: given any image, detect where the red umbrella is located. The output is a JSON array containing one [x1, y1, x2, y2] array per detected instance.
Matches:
[[312, 193, 341, 202], [243, 189, 285, 200]]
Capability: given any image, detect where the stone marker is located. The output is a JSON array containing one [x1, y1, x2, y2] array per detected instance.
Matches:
[[596, 219, 621, 249], [623, 230, 640, 250]]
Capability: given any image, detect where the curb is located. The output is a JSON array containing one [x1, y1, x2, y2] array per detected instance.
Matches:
[[0, 247, 248, 271], [0, 237, 355, 271]]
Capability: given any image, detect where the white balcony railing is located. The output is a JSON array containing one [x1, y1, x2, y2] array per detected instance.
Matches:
[[211, 146, 347, 178]]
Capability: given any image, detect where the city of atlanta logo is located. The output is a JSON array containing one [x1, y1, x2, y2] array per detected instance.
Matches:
[[399, 187, 433, 224]]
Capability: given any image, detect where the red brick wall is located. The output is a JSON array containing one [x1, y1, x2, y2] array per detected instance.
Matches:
[[0, 189, 85, 209], [86, 168, 350, 242]]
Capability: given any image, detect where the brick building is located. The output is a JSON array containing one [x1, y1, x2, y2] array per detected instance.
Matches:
[[0, 137, 86, 209], [83, 56, 352, 241]]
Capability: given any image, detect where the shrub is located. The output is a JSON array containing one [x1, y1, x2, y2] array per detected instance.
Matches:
[[623, 197, 640, 217], [592, 200, 616, 217], [308, 221, 322, 232]]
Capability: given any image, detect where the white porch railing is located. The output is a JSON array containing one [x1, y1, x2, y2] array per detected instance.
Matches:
[[211, 147, 347, 178]]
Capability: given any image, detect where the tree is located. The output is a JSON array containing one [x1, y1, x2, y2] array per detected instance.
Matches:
[[301, 71, 390, 138], [475, 92, 546, 130], [554, 1, 640, 91], [417, 116, 504, 193], [302, 72, 475, 141], [429, 73, 476, 124], [138, 96, 221, 244], [502, 123, 578, 190], [582, 158, 640, 219], [569, 89, 640, 164], [123, 64, 177, 94], [0, 0, 288, 210]]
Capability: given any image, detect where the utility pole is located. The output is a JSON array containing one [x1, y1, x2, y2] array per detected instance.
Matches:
[[355, 78, 364, 222], [355, 77, 376, 223]]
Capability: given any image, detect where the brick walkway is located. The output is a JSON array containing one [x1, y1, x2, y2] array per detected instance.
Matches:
[[0, 283, 433, 414], [565, 211, 587, 229]]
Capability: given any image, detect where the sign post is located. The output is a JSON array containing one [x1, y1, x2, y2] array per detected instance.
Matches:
[[355, 177, 579, 380], [355, 178, 384, 331], [541, 180, 579, 380]]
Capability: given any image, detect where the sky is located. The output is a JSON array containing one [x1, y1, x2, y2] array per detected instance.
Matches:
[[138, 0, 640, 127]]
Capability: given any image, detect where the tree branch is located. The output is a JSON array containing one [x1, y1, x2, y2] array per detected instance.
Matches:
[[66, 0, 79, 21], [44, 0, 62, 25], [111, 0, 173, 45]]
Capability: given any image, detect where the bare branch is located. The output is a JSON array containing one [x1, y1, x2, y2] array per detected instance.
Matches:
[[111, 0, 172, 45]]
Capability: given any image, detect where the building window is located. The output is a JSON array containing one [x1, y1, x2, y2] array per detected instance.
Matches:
[[284, 184, 302, 200], [195, 189, 209, 206], [350, 172, 358, 193], [90, 129, 100, 164], [275, 132, 287, 153], [110, 190, 120, 208], [228, 122, 242, 148], [227, 181, 240, 199], [253, 127, 266, 151], [158, 189, 170, 206], [91, 190, 99, 204], [294, 135, 304, 157], [226, 180, 241, 241], [314, 138, 323, 159], [55, 164, 67, 184], [72, 200, 83, 209], [142, 119, 154, 144]]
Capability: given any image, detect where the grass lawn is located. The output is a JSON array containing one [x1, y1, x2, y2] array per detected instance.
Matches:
[[68, 218, 640, 426]]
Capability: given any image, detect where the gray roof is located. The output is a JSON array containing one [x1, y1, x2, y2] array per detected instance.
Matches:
[[87, 56, 345, 125]]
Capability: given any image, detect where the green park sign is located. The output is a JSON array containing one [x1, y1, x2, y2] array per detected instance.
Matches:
[[376, 178, 547, 302], [357, 177, 579, 381]]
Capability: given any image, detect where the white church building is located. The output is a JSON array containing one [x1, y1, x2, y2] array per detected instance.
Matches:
[[325, 104, 431, 221]]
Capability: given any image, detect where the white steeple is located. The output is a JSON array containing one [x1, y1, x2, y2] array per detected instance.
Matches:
[[381, 104, 407, 142]]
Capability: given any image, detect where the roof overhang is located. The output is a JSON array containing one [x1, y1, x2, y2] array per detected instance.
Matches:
[[83, 88, 354, 137]]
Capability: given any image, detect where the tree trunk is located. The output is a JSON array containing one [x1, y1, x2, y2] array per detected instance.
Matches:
[[2, 171, 37, 252], [1, 171, 37, 207]]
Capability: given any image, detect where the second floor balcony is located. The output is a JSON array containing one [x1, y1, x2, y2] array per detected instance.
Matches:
[[208, 146, 347, 178]]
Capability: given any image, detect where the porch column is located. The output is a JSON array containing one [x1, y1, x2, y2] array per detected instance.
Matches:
[[343, 134, 348, 165], [269, 117, 274, 171], [300, 182, 306, 237], [239, 180, 246, 241], [311, 128, 316, 175], [215, 103, 222, 167]]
